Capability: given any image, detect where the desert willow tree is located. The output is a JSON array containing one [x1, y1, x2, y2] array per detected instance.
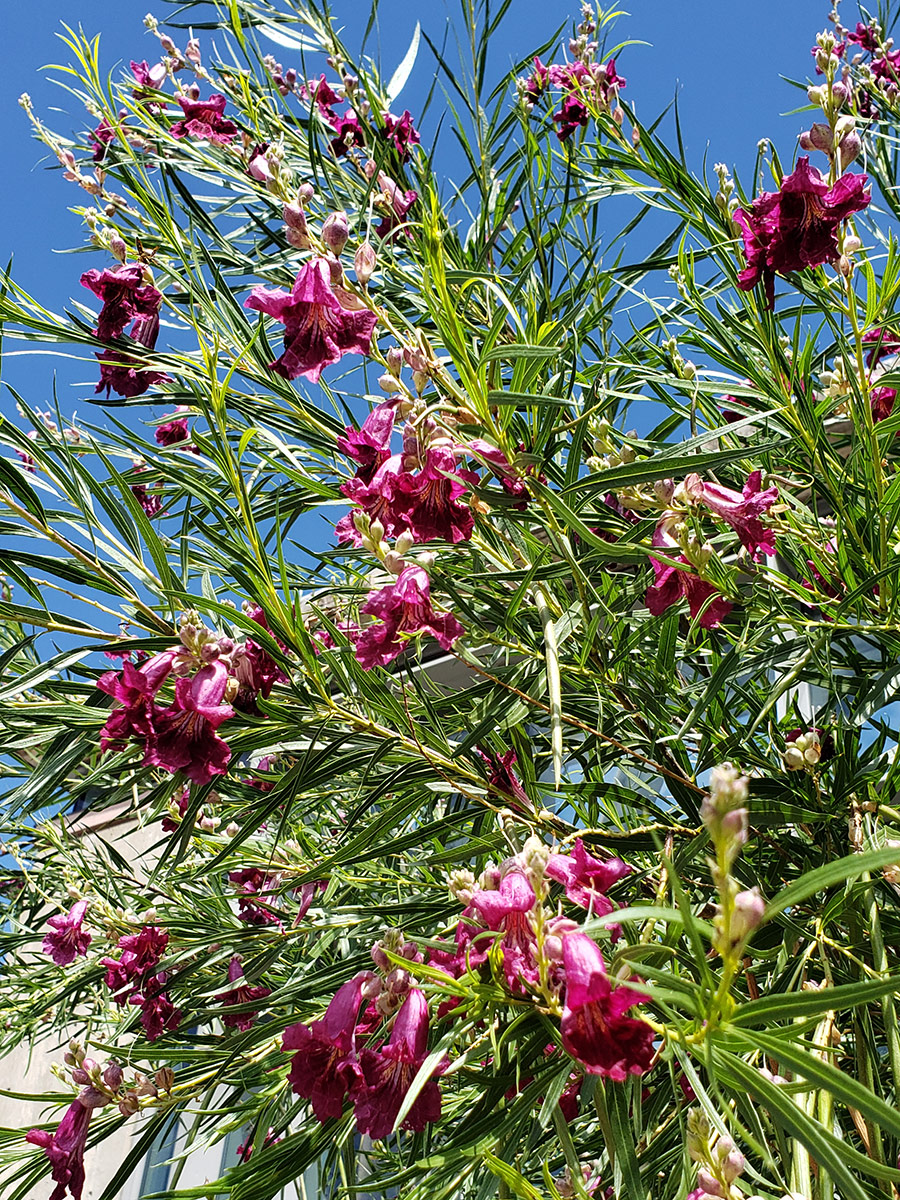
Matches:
[[5, 1, 900, 1198]]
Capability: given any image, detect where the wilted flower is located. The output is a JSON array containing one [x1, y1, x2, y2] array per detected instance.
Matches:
[[219, 957, 271, 1030]]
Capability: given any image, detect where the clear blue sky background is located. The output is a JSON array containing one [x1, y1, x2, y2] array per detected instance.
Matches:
[[0, 0, 826, 427]]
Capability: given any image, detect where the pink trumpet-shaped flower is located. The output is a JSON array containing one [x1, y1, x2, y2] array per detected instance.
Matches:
[[220, 957, 271, 1030], [80, 264, 162, 343], [283, 972, 375, 1122], [546, 839, 631, 913], [42, 901, 92, 967], [145, 660, 234, 784], [469, 869, 540, 993], [684, 470, 778, 560], [337, 402, 396, 483], [353, 988, 445, 1138], [170, 93, 238, 144], [392, 446, 478, 544], [560, 932, 654, 1080], [245, 258, 377, 382], [734, 157, 870, 308], [26, 1089, 107, 1200], [352, 565, 464, 669], [644, 522, 733, 628]]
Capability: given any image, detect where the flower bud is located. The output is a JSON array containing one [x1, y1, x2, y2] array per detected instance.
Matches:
[[721, 1148, 746, 1183], [696, 1169, 724, 1197], [385, 967, 410, 995], [321, 210, 349, 254], [383, 550, 406, 574], [371, 942, 390, 971], [395, 531, 415, 555], [71, 1068, 90, 1085], [378, 373, 402, 394], [687, 1108, 712, 1161], [297, 182, 315, 204], [360, 973, 382, 1000], [354, 241, 377, 284], [103, 1062, 123, 1090], [731, 887, 765, 941]]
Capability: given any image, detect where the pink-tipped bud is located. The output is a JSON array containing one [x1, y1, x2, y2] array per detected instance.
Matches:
[[696, 1169, 724, 1197], [371, 943, 390, 971], [321, 210, 349, 254], [185, 39, 201, 64], [71, 1069, 90, 1085], [297, 182, 315, 205], [354, 241, 377, 284], [731, 887, 765, 941]]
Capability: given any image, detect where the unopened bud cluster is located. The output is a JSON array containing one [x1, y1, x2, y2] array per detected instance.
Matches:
[[686, 1109, 747, 1200]]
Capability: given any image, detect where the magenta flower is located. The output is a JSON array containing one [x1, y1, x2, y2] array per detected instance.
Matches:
[[131, 981, 182, 1041], [469, 869, 539, 993], [155, 413, 189, 445], [645, 524, 733, 628], [304, 74, 341, 121], [684, 470, 778, 560], [42, 901, 92, 967], [26, 1089, 107, 1200], [553, 93, 590, 140], [330, 109, 365, 156], [524, 58, 550, 101], [101, 925, 170, 1000], [245, 258, 377, 383], [170, 93, 238, 144], [381, 110, 420, 158], [97, 650, 178, 751], [352, 565, 465, 669], [228, 868, 284, 927], [393, 446, 478, 544], [734, 158, 870, 308], [476, 747, 530, 809], [336, 455, 406, 545], [546, 839, 631, 913], [220, 957, 271, 1030], [131, 60, 167, 90], [80, 264, 162, 342], [337, 402, 396, 483], [353, 989, 445, 1138], [848, 22, 880, 52], [282, 972, 375, 1122], [90, 113, 120, 162], [95, 350, 168, 399], [145, 661, 234, 785], [560, 932, 654, 1080]]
